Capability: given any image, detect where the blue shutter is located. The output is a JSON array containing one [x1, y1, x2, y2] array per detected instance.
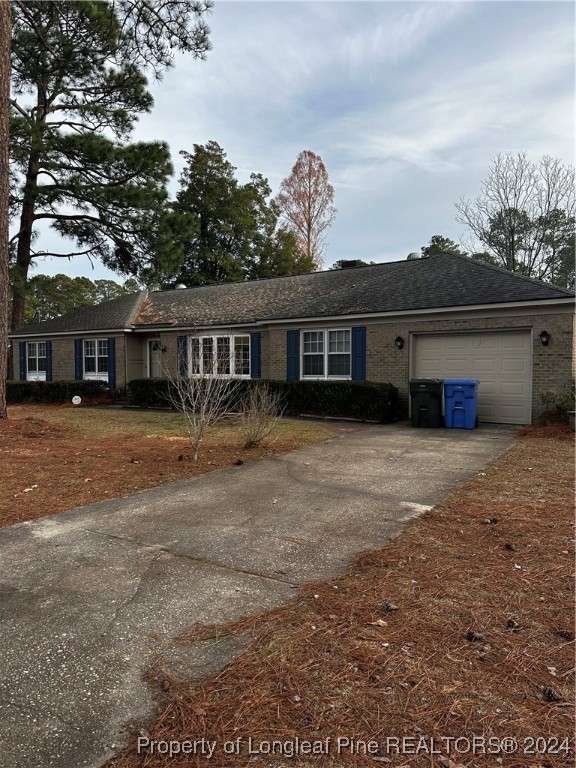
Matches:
[[45, 341, 53, 382], [250, 332, 261, 379], [177, 335, 188, 376], [286, 330, 300, 381], [351, 326, 366, 381], [107, 337, 116, 389], [19, 342, 26, 381], [74, 339, 83, 380]]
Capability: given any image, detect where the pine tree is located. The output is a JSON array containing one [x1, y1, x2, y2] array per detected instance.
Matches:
[[0, 0, 11, 416], [168, 141, 312, 286], [9, 0, 212, 329]]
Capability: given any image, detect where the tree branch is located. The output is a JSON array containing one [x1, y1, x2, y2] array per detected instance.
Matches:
[[34, 212, 102, 223], [13, 0, 59, 57], [9, 97, 31, 120], [31, 246, 102, 259]]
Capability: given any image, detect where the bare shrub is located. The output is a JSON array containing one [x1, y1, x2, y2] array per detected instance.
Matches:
[[540, 386, 575, 424], [164, 365, 242, 461], [239, 383, 284, 449]]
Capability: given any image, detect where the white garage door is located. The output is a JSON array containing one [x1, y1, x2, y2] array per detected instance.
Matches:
[[413, 331, 532, 424]]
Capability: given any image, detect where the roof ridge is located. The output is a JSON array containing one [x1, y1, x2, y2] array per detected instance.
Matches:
[[125, 290, 149, 325], [150, 257, 429, 295], [151, 252, 575, 298]]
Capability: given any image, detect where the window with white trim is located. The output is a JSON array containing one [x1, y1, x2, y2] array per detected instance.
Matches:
[[189, 335, 250, 377], [302, 329, 351, 378], [84, 339, 109, 380], [27, 341, 47, 381]]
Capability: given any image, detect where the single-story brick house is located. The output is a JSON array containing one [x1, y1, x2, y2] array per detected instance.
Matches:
[[10, 252, 575, 424]]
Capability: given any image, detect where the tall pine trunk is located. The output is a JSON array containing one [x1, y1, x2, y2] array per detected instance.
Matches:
[[11, 174, 37, 331], [0, 0, 11, 417], [11, 95, 42, 332]]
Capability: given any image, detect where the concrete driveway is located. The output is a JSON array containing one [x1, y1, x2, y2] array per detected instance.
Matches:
[[0, 422, 516, 768]]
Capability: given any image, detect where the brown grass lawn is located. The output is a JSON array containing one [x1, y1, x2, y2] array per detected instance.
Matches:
[[106, 424, 575, 768], [0, 405, 340, 527]]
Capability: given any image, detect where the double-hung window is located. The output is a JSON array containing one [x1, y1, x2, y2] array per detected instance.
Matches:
[[26, 341, 46, 381], [302, 329, 351, 378], [189, 335, 250, 377], [302, 331, 324, 376], [84, 339, 109, 381]]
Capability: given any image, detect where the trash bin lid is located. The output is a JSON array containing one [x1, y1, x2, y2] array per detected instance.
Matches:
[[443, 379, 479, 385], [409, 378, 443, 383]]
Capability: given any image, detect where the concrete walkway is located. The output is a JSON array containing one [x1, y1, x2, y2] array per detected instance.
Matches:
[[0, 422, 516, 768]]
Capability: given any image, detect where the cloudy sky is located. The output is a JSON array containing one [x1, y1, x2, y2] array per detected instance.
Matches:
[[37, 0, 574, 281]]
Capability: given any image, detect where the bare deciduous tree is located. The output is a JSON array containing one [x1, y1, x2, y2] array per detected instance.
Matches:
[[239, 383, 284, 449], [0, 0, 10, 419], [456, 153, 575, 286], [276, 150, 336, 270], [163, 341, 242, 461]]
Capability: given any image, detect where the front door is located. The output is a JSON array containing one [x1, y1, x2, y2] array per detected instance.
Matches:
[[148, 340, 163, 378]]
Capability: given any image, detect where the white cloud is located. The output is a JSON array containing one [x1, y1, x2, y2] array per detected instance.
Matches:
[[324, 10, 573, 193], [342, 3, 468, 75], [32, 1, 575, 279]]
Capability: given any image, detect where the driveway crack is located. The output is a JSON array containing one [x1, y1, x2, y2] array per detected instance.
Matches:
[[98, 551, 162, 637], [81, 527, 161, 551], [159, 547, 298, 586], [82, 527, 298, 587]]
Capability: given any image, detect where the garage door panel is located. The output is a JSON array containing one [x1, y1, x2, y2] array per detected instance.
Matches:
[[445, 357, 470, 369], [502, 359, 526, 373], [501, 382, 526, 396], [419, 355, 442, 367], [502, 335, 530, 350], [476, 402, 496, 419], [413, 332, 531, 424], [478, 379, 497, 395], [477, 337, 499, 350], [499, 403, 528, 421], [446, 337, 469, 350], [473, 358, 497, 373]]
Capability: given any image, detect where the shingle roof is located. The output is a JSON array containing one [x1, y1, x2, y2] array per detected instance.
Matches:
[[12, 254, 574, 336], [12, 291, 147, 335], [135, 252, 573, 328]]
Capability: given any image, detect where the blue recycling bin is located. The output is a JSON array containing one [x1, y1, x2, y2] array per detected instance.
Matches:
[[444, 379, 479, 429]]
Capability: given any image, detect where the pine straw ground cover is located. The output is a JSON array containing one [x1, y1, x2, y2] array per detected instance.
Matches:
[[107, 424, 575, 768], [0, 405, 338, 528]]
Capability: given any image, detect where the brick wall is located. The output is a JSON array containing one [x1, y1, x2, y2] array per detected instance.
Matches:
[[159, 332, 179, 377], [12, 308, 572, 422], [365, 312, 573, 421], [114, 335, 126, 388], [265, 310, 574, 422], [266, 328, 287, 381], [48, 337, 74, 381], [12, 334, 127, 388], [530, 314, 574, 411]]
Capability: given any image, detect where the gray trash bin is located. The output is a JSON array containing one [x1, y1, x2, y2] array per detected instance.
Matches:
[[409, 379, 443, 428]]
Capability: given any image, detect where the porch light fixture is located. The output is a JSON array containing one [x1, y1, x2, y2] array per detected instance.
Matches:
[[538, 330, 550, 346], [394, 336, 405, 350]]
